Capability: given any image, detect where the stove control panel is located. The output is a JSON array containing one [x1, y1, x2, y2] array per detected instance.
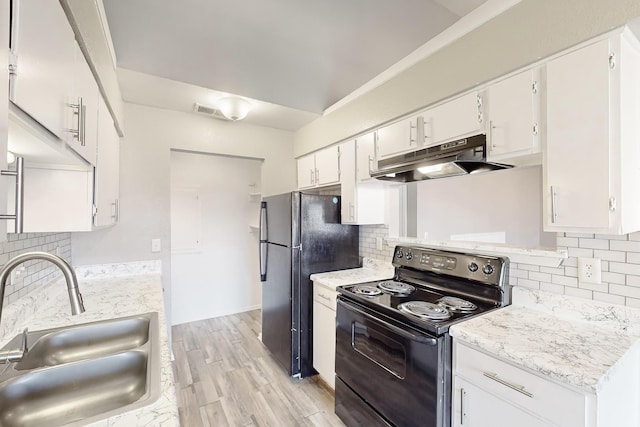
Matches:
[[392, 245, 509, 287]]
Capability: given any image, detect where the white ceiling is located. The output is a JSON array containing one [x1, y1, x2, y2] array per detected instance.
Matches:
[[103, 0, 511, 131]]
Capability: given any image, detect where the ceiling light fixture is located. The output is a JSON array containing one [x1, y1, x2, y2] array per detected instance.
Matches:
[[217, 96, 252, 121]]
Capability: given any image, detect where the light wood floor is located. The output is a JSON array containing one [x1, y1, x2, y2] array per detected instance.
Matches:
[[172, 310, 346, 427]]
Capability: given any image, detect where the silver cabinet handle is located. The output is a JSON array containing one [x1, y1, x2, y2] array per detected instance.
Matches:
[[0, 156, 24, 233], [367, 155, 373, 173], [65, 99, 81, 141], [79, 98, 86, 146], [315, 168, 319, 184], [310, 169, 314, 185], [460, 387, 466, 425], [111, 199, 120, 222], [409, 119, 417, 145], [349, 202, 355, 221], [550, 186, 558, 224], [483, 371, 533, 398]]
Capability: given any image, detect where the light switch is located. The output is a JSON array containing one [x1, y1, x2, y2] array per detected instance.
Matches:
[[151, 238, 161, 253]]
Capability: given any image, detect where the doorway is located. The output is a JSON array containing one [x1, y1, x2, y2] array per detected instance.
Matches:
[[170, 150, 263, 325]]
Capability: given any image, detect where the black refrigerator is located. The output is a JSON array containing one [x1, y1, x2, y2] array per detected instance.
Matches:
[[259, 192, 359, 378]]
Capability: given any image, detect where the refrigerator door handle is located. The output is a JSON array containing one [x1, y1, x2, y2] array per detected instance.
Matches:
[[259, 201, 268, 281]]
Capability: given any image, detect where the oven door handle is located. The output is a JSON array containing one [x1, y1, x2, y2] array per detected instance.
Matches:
[[338, 298, 438, 345]]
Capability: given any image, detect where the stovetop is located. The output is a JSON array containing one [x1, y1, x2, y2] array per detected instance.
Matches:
[[337, 279, 498, 335], [337, 245, 511, 336]]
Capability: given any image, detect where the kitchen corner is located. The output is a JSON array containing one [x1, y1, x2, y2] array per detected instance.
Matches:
[[0, 260, 179, 427]]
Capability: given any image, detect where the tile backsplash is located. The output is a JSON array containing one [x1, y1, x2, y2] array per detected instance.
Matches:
[[0, 233, 71, 304], [360, 226, 640, 308]]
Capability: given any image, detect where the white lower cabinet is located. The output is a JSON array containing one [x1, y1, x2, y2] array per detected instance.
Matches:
[[453, 342, 590, 427], [312, 283, 337, 389], [453, 377, 551, 427]]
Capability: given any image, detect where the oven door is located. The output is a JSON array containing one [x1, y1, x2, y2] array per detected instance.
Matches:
[[335, 297, 450, 427]]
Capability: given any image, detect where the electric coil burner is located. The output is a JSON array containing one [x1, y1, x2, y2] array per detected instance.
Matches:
[[377, 280, 415, 295], [438, 295, 478, 313], [398, 301, 452, 321], [335, 245, 510, 427], [351, 284, 382, 296]]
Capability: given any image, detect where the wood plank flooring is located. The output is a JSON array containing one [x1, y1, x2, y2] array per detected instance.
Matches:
[[172, 310, 346, 426]]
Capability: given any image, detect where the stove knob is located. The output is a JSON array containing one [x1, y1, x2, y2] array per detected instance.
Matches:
[[468, 262, 478, 272], [396, 249, 404, 259], [405, 252, 413, 261], [482, 264, 495, 275]]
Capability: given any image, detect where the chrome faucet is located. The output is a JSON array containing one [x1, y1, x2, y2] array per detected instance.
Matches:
[[0, 251, 85, 327]]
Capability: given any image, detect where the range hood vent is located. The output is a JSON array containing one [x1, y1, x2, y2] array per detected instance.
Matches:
[[371, 134, 512, 182]]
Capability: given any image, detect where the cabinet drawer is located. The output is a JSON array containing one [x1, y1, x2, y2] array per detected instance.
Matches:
[[454, 343, 587, 427], [313, 284, 338, 311]]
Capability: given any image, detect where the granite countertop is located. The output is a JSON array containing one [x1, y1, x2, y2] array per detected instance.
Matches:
[[310, 257, 395, 290], [450, 286, 640, 393], [0, 261, 179, 427]]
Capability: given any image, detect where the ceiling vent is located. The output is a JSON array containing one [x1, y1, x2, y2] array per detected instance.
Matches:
[[193, 103, 232, 121]]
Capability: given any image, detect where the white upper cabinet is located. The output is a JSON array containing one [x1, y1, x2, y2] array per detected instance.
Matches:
[[67, 42, 99, 166], [376, 114, 425, 159], [10, 0, 75, 142], [93, 96, 120, 228], [544, 29, 640, 234], [339, 139, 385, 225], [314, 145, 340, 186], [296, 145, 340, 189], [0, 0, 9, 242], [297, 153, 316, 189], [356, 131, 376, 182], [425, 91, 484, 146], [486, 69, 541, 163]]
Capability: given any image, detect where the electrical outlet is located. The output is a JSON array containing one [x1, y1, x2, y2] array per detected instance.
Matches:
[[376, 237, 383, 251], [151, 238, 161, 253], [578, 257, 602, 284]]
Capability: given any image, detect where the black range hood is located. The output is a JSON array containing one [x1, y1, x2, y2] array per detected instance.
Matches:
[[371, 134, 512, 182]]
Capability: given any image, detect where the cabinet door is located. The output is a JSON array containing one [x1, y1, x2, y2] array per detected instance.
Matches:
[[297, 154, 315, 189], [376, 116, 420, 158], [313, 295, 336, 389], [11, 0, 75, 140], [20, 166, 93, 232], [315, 145, 340, 186], [356, 132, 376, 182], [67, 43, 98, 165], [339, 140, 356, 224], [427, 91, 482, 145], [487, 70, 540, 161], [545, 39, 611, 230], [0, 0, 9, 242], [453, 377, 552, 427], [94, 96, 120, 227]]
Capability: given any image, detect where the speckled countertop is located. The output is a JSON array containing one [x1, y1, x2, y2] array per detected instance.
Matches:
[[0, 261, 179, 427], [310, 257, 395, 290], [450, 286, 640, 393]]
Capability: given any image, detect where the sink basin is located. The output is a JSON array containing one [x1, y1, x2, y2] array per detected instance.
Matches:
[[12, 315, 150, 370], [0, 312, 160, 427], [0, 351, 148, 427]]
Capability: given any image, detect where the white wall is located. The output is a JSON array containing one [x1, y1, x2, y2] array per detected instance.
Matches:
[[170, 151, 262, 324], [294, 0, 640, 156], [72, 103, 296, 325]]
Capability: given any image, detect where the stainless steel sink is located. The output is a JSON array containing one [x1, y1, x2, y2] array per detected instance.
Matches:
[[11, 315, 151, 370], [0, 312, 161, 427]]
